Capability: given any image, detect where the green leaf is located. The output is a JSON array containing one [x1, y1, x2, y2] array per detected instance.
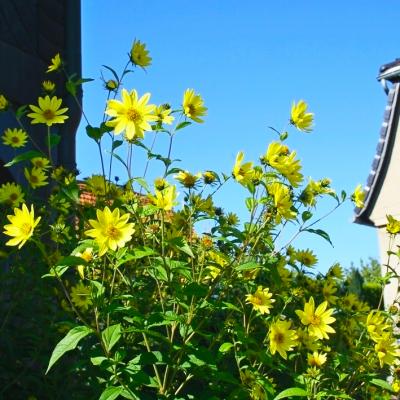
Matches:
[[4, 150, 43, 167], [102, 324, 121, 353], [99, 386, 124, 400], [112, 140, 123, 151], [301, 211, 312, 222], [221, 302, 241, 313], [42, 256, 87, 278], [66, 80, 77, 96], [304, 228, 333, 246], [183, 282, 208, 297], [273, 388, 308, 400], [91, 280, 105, 300], [175, 121, 192, 131], [116, 246, 155, 267], [168, 237, 194, 257], [16, 105, 28, 119], [86, 125, 104, 141], [370, 378, 394, 392], [130, 351, 164, 366], [132, 177, 150, 192], [235, 261, 261, 271], [46, 326, 93, 373], [102, 65, 120, 83], [218, 342, 234, 353]]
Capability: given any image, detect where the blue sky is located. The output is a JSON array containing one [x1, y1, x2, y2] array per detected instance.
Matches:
[[78, 1, 400, 272]]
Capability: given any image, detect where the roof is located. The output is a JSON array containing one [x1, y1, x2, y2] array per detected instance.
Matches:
[[354, 59, 400, 227]]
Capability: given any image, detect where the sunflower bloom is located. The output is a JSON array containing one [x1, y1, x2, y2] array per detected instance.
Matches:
[[233, 152, 254, 186], [267, 182, 296, 223], [269, 320, 298, 359], [374, 333, 400, 368], [154, 105, 174, 125], [366, 311, 391, 342], [75, 247, 94, 279], [148, 185, 178, 211], [182, 89, 207, 123], [296, 297, 336, 340], [27, 96, 69, 126], [386, 215, 400, 235], [130, 39, 152, 68], [290, 100, 314, 132], [175, 171, 201, 189], [307, 351, 327, 367], [31, 157, 50, 170], [70, 282, 92, 311], [295, 249, 318, 267], [24, 167, 48, 189], [246, 286, 275, 315], [105, 89, 157, 140], [85, 207, 135, 257], [351, 184, 365, 208], [47, 53, 62, 73], [0, 94, 8, 111], [42, 80, 55, 92], [3, 204, 41, 248], [2, 128, 28, 148], [0, 182, 24, 207]]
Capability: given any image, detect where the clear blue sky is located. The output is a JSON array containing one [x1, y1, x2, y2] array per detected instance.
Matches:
[[78, 1, 400, 272]]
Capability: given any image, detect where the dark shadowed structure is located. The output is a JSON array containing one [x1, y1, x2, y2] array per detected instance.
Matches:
[[0, 0, 81, 184]]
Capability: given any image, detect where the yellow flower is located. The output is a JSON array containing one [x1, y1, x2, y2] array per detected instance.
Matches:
[[393, 380, 400, 393], [386, 215, 400, 235], [296, 328, 320, 351], [307, 351, 327, 367], [42, 80, 55, 92], [352, 184, 365, 208], [327, 263, 343, 280], [3, 204, 41, 248], [0, 94, 8, 110], [154, 105, 174, 125], [182, 88, 207, 123], [70, 282, 92, 311], [154, 177, 169, 191], [47, 53, 62, 73], [27, 96, 69, 126], [295, 297, 336, 340], [0, 182, 24, 207], [130, 39, 152, 68], [322, 282, 338, 304], [31, 157, 50, 170], [262, 142, 303, 187], [148, 185, 178, 211], [366, 311, 391, 342], [374, 333, 400, 368], [85, 207, 135, 257], [267, 182, 296, 223], [175, 170, 201, 188], [203, 170, 217, 185], [2, 128, 28, 148], [24, 167, 48, 189], [232, 151, 254, 186], [75, 247, 94, 279], [105, 89, 157, 140], [290, 100, 314, 132], [269, 320, 298, 359], [246, 286, 275, 315], [295, 249, 318, 267]]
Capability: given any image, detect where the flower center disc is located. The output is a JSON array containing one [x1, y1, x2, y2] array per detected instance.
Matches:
[[43, 109, 55, 120], [127, 108, 140, 122]]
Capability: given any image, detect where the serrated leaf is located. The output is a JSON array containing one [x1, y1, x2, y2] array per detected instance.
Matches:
[[218, 342, 234, 353], [4, 150, 43, 167], [175, 121, 192, 131], [116, 246, 155, 267], [46, 326, 93, 373], [273, 387, 308, 400], [99, 386, 124, 400], [102, 324, 121, 353], [304, 228, 333, 246]]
